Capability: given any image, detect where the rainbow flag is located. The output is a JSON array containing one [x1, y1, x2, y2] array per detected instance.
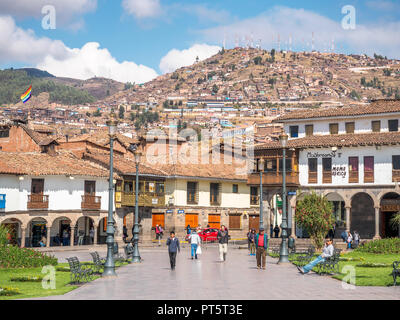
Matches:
[[20, 85, 32, 103]]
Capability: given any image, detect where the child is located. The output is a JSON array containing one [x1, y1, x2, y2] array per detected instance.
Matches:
[[166, 231, 180, 270]]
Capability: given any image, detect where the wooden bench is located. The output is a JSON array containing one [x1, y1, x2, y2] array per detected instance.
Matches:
[[315, 249, 342, 275], [66, 256, 93, 284], [392, 261, 400, 286]]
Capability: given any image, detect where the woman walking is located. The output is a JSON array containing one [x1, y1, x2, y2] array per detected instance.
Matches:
[[189, 230, 201, 259], [217, 225, 229, 262]]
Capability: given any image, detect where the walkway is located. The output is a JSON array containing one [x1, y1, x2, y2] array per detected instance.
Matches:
[[38, 246, 399, 300]]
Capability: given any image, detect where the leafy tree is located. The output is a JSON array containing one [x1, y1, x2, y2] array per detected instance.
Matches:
[[93, 109, 101, 117], [119, 105, 125, 119], [295, 192, 334, 249], [253, 56, 262, 65], [212, 84, 219, 94], [390, 212, 400, 232]]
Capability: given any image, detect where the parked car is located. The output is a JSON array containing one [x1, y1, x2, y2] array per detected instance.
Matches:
[[185, 228, 219, 242]]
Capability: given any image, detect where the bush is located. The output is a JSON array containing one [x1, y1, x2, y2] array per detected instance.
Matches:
[[0, 225, 9, 247], [0, 287, 20, 296], [10, 275, 43, 282], [356, 238, 400, 254], [0, 245, 58, 268]]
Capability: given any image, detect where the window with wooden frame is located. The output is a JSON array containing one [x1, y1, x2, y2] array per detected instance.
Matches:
[[250, 186, 259, 205], [0, 128, 9, 138], [187, 182, 199, 204], [308, 158, 318, 183], [84, 180, 96, 195], [229, 214, 241, 230], [392, 155, 400, 182], [364, 156, 374, 183], [345, 122, 355, 134], [329, 123, 339, 135], [322, 158, 332, 183], [232, 184, 239, 193], [305, 124, 314, 137], [289, 125, 299, 138], [389, 119, 399, 132], [210, 183, 221, 205], [372, 120, 381, 133], [265, 159, 277, 172], [31, 179, 44, 194], [348, 157, 359, 183], [124, 181, 133, 193]]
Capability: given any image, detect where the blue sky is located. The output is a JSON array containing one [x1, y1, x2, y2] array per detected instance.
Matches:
[[0, 0, 399, 83]]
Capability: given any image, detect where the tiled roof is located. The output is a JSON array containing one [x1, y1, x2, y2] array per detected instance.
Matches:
[[274, 99, 400, 121], [254, 131, 400, 150], [0, 151, 117, 178]]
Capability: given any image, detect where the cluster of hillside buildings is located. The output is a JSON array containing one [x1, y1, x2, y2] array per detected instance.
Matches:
[[1, 99, 400, 248]]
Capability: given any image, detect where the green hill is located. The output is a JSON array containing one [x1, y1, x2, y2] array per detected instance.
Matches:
[[0, 68, 95, 105]]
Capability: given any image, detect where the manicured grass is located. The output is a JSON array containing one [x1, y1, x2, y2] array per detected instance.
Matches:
[[332, 251, 399, 287], [0, 260, 129, 300]]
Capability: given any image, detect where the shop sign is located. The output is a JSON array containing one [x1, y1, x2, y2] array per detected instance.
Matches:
[[307, 151, 342, 158], [0, 194, 5, 209], [166, 210, 173, 214], [178, 210, 185, 214], [332, 166, 346, 178], [152, 198, 158, 205]]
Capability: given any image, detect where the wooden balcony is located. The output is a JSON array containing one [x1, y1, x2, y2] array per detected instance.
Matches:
[[308, 171, 317, 184], [349, 171, 359, 183], [247, 171, 299, 187], [121, 192, 165, 207], [393, 170, 400, 182], [364, 171, 374, 183], [250, 195, 259, 206], [322, 171, 332, 184], [27, 194, 49, 210], [210, 194, 221, 206], [81, 195, 101, 210]]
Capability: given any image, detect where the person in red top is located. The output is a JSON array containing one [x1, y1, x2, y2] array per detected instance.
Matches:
[[254, 228, 269, 270]]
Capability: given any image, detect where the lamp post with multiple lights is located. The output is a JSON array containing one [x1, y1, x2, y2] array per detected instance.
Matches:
[[278, 133, 289, 264], [259, 158, 264, 231], [103, 110, 118, 277], [131, 148, 142, 263]]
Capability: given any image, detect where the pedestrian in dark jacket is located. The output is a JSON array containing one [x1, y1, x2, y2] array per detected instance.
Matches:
[[217, 225, 229, 261], [273, 225, 280, 238], [247, 229, 256, 256], [255, 228, 269, 269], [166, 231, 180, 270]]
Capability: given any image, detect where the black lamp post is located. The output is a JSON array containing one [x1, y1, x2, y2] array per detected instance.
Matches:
[[131, 148, 142, 263], [278, 133, 289, 264], [103, 110, 118, 277], [259, 158, 264, 231]]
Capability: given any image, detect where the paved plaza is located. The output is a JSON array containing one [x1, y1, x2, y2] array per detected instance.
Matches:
[[38, 245, 399, 300]]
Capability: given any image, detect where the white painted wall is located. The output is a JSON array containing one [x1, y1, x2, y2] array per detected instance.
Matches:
[[299, 145, 400, 186], [0, 175, 109, 212], [284, 114, 399, 139]]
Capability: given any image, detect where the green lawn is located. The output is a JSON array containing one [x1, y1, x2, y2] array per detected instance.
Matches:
[[269, 250, 399, 287], [0, 261, 129, 300]]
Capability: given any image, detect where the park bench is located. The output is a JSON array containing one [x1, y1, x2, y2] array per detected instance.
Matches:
[[90, 251, 105, 273], [315, 249, 342, 275], [66, 256, 94, 284], [392, 261, 400, 286], [296, 246, 315, 267]]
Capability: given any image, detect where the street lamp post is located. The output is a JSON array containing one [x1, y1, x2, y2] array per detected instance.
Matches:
[[103, 110, 118, 277], [278, 133, 289, 264], [131, 149, 142, 263], [259, 158, 264, 231]]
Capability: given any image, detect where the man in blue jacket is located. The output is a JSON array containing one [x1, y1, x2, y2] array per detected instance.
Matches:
[[255, 228, 269, 270], [166, 231, 180, 270]]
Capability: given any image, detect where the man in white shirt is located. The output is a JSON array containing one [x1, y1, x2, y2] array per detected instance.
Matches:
[[297, 238, 334, 274]]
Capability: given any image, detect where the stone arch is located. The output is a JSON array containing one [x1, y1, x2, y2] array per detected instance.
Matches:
[[97, 217, 107, 244], [351, 192, 375, 238], [50, 216, 72, 246], [379, 192, 400, 238], [75, 216, 96, 245], [26, 217, 49, 247]]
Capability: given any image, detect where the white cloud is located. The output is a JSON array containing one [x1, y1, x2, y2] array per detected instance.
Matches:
[[38, 42, 158, 83], [122, 0, 162, 19], [199, 6, 400, 59], [159, 43, 221, 74], [0, 16, 158, 84], [0, 0, 97, 27]]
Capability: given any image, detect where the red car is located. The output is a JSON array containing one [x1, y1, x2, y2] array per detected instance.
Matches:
[[185, 228, 219, 242]]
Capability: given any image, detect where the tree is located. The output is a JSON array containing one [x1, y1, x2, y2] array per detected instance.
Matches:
[[212, 84, 219, 94], [253, 56, 262, 65], [93, 109, 101, 117], [295, 192, 334, 249], [119, 106, 125, 119], [390, 212, 400, 233]]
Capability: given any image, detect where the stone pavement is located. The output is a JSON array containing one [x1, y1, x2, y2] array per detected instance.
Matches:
[[37, 246, 399, 300]]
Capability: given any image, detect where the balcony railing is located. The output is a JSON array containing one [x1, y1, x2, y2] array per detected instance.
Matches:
[[27, 194, 49, 209], [250, 195, 259, 206], [393, 170, 400, 182], [81, 195, 101, 210], [210, 194, 221, 206], [364, 171, 374, 183], [121, 192, 165, 207], [322, 171, 332, 184], [247, 171, 299, 186], [349, 171, 359, 183], [308, 171, 317, 184]]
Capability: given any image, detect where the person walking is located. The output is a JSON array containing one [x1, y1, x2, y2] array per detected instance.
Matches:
[[189, 230, 201, 259], [122, 225, 128, 243], [90, 226, 95, 244], [255, 228, 269, 269], [248, 229, 256, 256], [347, 231, 353, 249], [166, 231, 180, 270], [155, 224, 161, 246], [270, 224, 273, 238], [273, 225, 280, 238], [186, 224, 191, 235], [353, 230, 360, 248], [217, 225, 229, 262], [297, 238, 334, 274]]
